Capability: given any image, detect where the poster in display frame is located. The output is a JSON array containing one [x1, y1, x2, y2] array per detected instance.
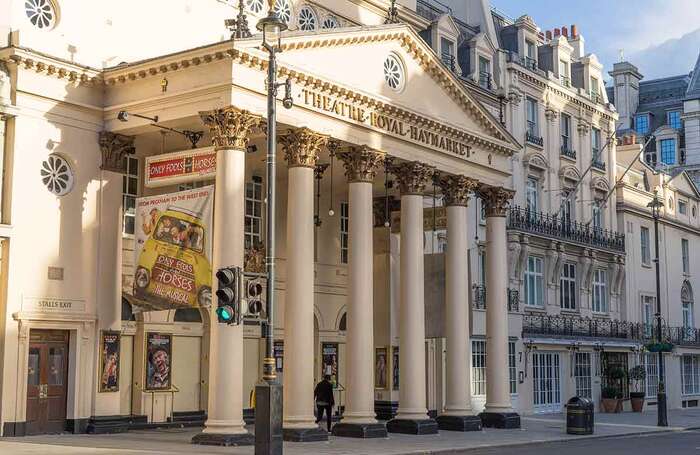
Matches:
[[375, 347, 388, 390], [145, 332, 172, 390], [321, 342, 339, 387], [99, 331, 121, 392]]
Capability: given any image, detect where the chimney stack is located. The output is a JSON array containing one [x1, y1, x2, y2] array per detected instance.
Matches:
[[546, 30, 552, 40], [562, 26, 568, 37], [554, 28, 561, 37], [538, 31, 545, 42], [571, 24, 578, 39]]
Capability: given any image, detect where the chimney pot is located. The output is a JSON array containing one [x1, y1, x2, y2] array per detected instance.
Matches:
[[571, 24, 578, 39], [562, 26, 568, 37], [554, 28, 561, 37], [546, 30, 552, 40]]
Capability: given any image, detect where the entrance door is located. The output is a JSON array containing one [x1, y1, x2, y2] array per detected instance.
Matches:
[[26, 330, 70, 435], [532, 352, 562, 413], [172, 336, 201, 412]]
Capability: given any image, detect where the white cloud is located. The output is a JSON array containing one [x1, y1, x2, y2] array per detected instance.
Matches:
[[627, 28, 700, 80]]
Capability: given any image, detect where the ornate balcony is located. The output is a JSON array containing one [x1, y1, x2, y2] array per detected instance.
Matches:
[[560, 145, 576, 159], [523, 313, 700, 347], [472, 285, 519, 312], [507, 206, 626, 252], [526, 131, 544, 147], [592, 159, 606, 171]]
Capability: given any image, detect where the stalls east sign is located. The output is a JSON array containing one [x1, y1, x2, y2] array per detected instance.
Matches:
[[145, 146, 217, 188]]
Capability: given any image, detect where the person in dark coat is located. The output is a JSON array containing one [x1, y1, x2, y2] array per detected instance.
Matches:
[[314, 375, 335, 432]]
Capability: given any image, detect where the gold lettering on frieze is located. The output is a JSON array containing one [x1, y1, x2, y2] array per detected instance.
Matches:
[[300, 88, 472, 159]]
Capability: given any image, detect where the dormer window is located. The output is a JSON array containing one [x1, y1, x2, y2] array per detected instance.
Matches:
[[668, 110, 682, 129], [559, 60, 570, 87], [590, 76, 600, 103], [525, 40, 537, 69], [660, 138, 677, 165], [478, 57, 491, 89], [441, 37, 455, 72], [635, 114, 650, 135]]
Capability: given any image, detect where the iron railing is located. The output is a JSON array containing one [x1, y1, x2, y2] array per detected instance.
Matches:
[[526, 131, 544, 147], [560, 75, 571, 87], [560, 145, 576, 159], [590, 93, 601, 104], [441, 52, 456, 72], [523, 313, 700, 347], [472, 285, 519, 312], [478, 71, 492, 90], [507, 206, 626, 252], [592, 159, 606, 171]]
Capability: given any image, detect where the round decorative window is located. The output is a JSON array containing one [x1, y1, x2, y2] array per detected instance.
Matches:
[[246, 0, 264, 14], [298, 6, 317, 31], [322, 15, 340, 29], [383, 55, 405, 92], [41, 154, 74, 196], [273, 0, 292, 24], [25, 0, 57, 30]]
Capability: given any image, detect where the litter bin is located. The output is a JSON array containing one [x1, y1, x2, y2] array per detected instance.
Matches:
[[566, 396, 594, 435]]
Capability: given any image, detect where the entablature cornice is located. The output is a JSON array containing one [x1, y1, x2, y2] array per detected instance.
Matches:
[[0, 47, 103, 86]]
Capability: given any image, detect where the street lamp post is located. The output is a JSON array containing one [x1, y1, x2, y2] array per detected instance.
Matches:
[[647, 190, 668, 427], [254, 3, 293, 454]]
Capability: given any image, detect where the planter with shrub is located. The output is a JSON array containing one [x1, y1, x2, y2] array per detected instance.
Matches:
[[628, 365, 647, 412]]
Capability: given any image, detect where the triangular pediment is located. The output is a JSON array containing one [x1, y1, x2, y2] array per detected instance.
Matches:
[[244, 25, 519, 155], [670, 170, 700, 198]]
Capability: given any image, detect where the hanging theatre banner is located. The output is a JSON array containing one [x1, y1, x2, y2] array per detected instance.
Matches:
[[130, 186, 214, 312]]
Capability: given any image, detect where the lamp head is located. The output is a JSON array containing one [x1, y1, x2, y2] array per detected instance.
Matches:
[[117, 111, 129, 122], [256, 6, 287, 48]]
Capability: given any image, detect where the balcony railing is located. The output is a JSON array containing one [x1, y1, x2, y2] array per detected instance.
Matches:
[[526, 131, 544, 147], [560, 145, 576, 159], [507, 206, 626, 252], [592, 159, 606, 171], [478, 71, 492, 90], [523, 313, 700, 347], [590, 92, 601, 104], [560, 75, 571, 87], [472, 285, 519, 312], [441, 52, 456, 72]]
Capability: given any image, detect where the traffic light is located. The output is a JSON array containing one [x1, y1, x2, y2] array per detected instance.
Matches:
[[215, 266, 241, 324], [242, 273, 267, 321]]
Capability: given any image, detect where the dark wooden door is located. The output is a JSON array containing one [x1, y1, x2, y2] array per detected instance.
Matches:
[[26, 330, 69, 435]]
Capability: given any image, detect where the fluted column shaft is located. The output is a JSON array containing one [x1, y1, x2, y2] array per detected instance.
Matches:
[[282, 128, 329, 429]]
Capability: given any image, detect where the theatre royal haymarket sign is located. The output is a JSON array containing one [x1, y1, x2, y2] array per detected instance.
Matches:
[[300, 88, 473, 159]]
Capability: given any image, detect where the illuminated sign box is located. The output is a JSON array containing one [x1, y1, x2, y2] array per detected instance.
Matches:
[[145, 146, 217, 188]]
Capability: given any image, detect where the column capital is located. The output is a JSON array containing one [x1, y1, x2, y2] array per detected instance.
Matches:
[[199, 106, 262, 151], [282, 127, 329, 168], [98, 131, 135, 173], [438, 174, 479, 207], [337, 146, 385, 183], [480, 186, 514, 217], [390, 161, 435, 195]]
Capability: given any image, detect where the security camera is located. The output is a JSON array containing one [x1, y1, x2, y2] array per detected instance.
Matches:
[[117, 111, 129, 122], [282, 96, 294, 110]]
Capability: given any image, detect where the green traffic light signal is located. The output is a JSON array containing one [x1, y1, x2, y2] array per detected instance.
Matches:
[[216, 305, 235, 322]]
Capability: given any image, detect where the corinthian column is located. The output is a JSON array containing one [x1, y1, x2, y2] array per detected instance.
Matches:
[[435, 175, 482, 432], [332, 147, 388, 439], [192, 106, 261, 446], [387, 161, 439, 435], [282, 127, 330, 442], [478, 186, 520, 429]]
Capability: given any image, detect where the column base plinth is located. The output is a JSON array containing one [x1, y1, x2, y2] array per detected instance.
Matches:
[[282, 426, 329, 442], [436, 414, 482, 432], [386, 418, 438, 435], [332, 422, 387, 438], [191, 432, 254, 446], [478, 412, 521, 429]]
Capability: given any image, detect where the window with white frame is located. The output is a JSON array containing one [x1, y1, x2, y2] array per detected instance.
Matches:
[[509, 342, 517, 395], [561, 190, 574, 224], [560, 263, 577, 310], [478, 56, 491, 89], [641, 226, 651, 265], [592, 200, 603, 231], [682, 238, 690, 274], [591, 127, 602, 161], [478, 250, 486, 286], [471, 340, 486, 396], [525, 256, 544, 307], [559, 60, 570, 86], [682, 354, 700, 395], [679, 200, 688, 215], [683, 298, 694, 331], [574, 352, 592, 398], [525, 178, 539, 213], [123, 156, 139, 235], [526, 98, 538, 137], [525, 40, 536, 65], [441, 37, 455, 70], [592, 269, 607, 313], [590, 76, 600, 100], [642, 295, 655, 337], [560, 113, 572, 151], [340, 202, 349, 264], [644, 353, 659, 398], [244, 177, 264, 250]]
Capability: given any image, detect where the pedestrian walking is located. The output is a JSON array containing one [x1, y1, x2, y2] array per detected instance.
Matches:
[[314, 374, 335, 432]]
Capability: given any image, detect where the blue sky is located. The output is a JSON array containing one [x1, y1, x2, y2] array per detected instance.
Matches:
[[492, 0, 700, 82]]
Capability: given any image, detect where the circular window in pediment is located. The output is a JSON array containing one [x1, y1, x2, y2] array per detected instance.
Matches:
[[273, 0, 292, 24], [246, 0, 264, 14], [41, 153, 74, 196], [298, 6, 317, 31], [384, 54, 405, 92], [25, 0, 58, 30]]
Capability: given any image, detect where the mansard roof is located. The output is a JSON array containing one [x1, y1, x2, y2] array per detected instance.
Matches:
[[686, 51, 700, 100]]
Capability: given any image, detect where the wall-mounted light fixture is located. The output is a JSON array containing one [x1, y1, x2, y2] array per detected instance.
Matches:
[[117, 110, 203, 149]]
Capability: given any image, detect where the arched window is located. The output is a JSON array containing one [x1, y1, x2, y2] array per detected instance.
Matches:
[[174, 308, 203, 323], [682, 281, 694, 333], [121, 298, 136, 321], [338, 313, 346, 332]]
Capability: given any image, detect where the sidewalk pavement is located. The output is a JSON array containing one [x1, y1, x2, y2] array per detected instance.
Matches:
[[3, 408, 700, 455]]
